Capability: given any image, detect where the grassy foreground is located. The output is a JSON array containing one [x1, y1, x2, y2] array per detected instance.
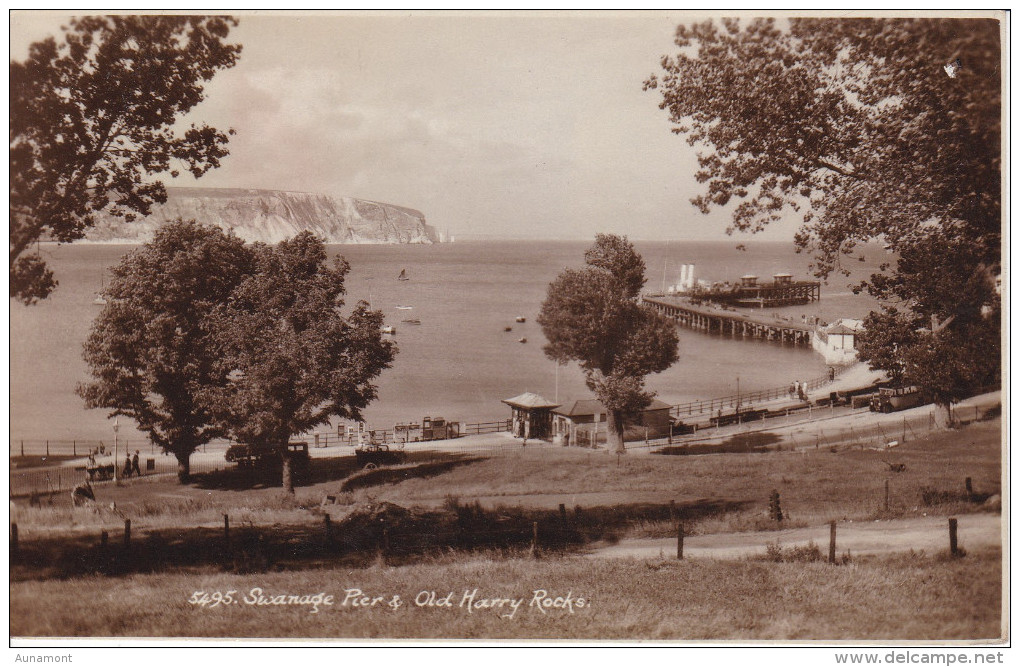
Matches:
[[11, 547, 1002, 640], [13, 418, 1001, 536]]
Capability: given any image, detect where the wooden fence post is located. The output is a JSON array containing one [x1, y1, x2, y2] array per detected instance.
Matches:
[[531, 521, 539, 557], [965, 477, 973, 495], [676, 523, 684, 560], [558, 503, 567, 531], [101, 530, 108, 548], [669, 499, 676, 523], [324, 514, 331, 543], [949, 518, 959, 557], [884, 479, 890, 512], [224, 514, 230, 546], [828, 521, 837, 564], [124, 519, 131, 548]]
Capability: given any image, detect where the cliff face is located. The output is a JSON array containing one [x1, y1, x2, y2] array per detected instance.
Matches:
[[83, 187, 437, 244]]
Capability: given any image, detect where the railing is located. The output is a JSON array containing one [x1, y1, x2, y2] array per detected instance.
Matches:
[[9, 452, 225, 499], [670, 363, 855, 419], [461, 419, 512, 436]]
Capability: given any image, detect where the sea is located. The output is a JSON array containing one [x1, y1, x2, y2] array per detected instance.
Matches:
[[9, 239, 887, 444]]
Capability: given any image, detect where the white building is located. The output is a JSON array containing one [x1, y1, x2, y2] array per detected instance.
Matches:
[[812, 318, 864, 364]]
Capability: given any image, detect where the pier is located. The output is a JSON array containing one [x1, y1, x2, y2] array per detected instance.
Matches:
[[726, 274, 821, 308], [642, 295, 815, 346]]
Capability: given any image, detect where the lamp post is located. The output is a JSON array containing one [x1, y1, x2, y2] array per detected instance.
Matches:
[[554, 361, 560, 402], [113, 417, 120, 485]]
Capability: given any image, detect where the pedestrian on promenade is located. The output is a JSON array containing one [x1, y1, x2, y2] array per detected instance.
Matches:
[[123, 455, 133, 478], [132, 450, 141, 476]]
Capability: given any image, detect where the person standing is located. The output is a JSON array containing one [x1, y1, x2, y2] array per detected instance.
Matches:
[[132, 450, 141, 476], [123, 455, 133, 478]]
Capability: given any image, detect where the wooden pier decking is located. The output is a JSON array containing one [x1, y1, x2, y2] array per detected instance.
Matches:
[[642, 295, 815, 346]]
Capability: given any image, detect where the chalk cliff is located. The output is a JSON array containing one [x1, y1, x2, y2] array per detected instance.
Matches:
[[83, 187, 437, 244]]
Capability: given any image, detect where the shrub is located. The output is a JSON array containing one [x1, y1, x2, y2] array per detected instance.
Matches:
[[760, 540, 823, 563]]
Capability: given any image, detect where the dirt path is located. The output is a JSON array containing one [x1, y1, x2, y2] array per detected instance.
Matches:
[[590, 513, 1003, 560]]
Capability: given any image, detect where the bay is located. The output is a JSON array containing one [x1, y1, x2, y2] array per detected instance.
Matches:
[[9, 239, 885, 443]]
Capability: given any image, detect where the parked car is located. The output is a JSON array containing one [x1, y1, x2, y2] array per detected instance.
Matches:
[[869, 386, 925, 413], [226, 441, 310, 475], [354, 442, 406, 469]]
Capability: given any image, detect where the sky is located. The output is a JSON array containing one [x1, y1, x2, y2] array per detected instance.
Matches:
[[9, 10, 807, 242]]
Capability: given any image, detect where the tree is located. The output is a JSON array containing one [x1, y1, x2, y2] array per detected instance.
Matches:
[[538, 234, 679, 454], [11, 15, 242, 304], [78, 220, 256, 481], [206, 232, 397, 493], [645, 17, 1001, 416], [855, 227, 1000, 424]]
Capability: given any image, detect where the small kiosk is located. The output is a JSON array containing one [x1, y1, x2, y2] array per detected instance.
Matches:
[[501, 392, 560, 440]]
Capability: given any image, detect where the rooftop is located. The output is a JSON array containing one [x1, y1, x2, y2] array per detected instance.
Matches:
[[501, 392, 560, 409]]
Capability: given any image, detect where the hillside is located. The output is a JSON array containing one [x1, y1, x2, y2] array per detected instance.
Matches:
[[82, 187, 437, 244]]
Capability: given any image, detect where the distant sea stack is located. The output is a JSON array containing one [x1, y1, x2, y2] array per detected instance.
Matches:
[[82, 187, 438, 244]]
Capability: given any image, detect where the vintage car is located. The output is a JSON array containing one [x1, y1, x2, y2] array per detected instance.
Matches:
[[869, 386, 925, 413], [226, 441, 310, 473], [354, 442, 406, 469]]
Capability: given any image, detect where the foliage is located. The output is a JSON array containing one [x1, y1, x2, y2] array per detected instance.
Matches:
[[646, 17, 1002, 409], [10, 15, 241, 303], [78, 220, 256, 480], [856, 226, 1001, 408], [645, 17, 999, 275], [538, 234, 679, 453], [762, 540, 823, 563], [206, 232, 397, 491], [768, 490, 783, 522]]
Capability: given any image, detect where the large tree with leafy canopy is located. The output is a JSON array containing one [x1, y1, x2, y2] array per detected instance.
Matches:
[[645, 17, 1001, 420], [205, 232, 397, 493], [538, 234, 679, 454], [10, 15, 242, 304], [78, 220, 256, 481]]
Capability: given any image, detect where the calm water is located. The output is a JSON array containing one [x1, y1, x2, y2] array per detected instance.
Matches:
[[9, 240, 885, 442]]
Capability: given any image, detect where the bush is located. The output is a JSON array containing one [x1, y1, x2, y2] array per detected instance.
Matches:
[[761, 540, 823, 563]]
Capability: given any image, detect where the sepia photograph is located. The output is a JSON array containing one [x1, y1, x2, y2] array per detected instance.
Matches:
[[8, 9, 1007, 653]]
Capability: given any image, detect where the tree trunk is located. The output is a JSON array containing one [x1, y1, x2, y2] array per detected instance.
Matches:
[[606, 410, 626, 454], [933, 402, 955, 429], [175, 451, 191, 483], [281, 447, 294, 495]]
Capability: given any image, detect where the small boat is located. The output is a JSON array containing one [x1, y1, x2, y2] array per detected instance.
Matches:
[[515, 316, 526, 323], [397, 268, 409, 281], [401, 319, 421, 325], [395, 305, 414, 310], [518, 337, 527, 344], [381, 326, 396, 335], [504, 326, 513, 332]]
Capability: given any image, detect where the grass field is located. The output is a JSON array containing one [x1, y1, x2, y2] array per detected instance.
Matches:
[[10, 416, 1003, 640], [10, 547, 1002, 640], [12, 417, 1001, 537]]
